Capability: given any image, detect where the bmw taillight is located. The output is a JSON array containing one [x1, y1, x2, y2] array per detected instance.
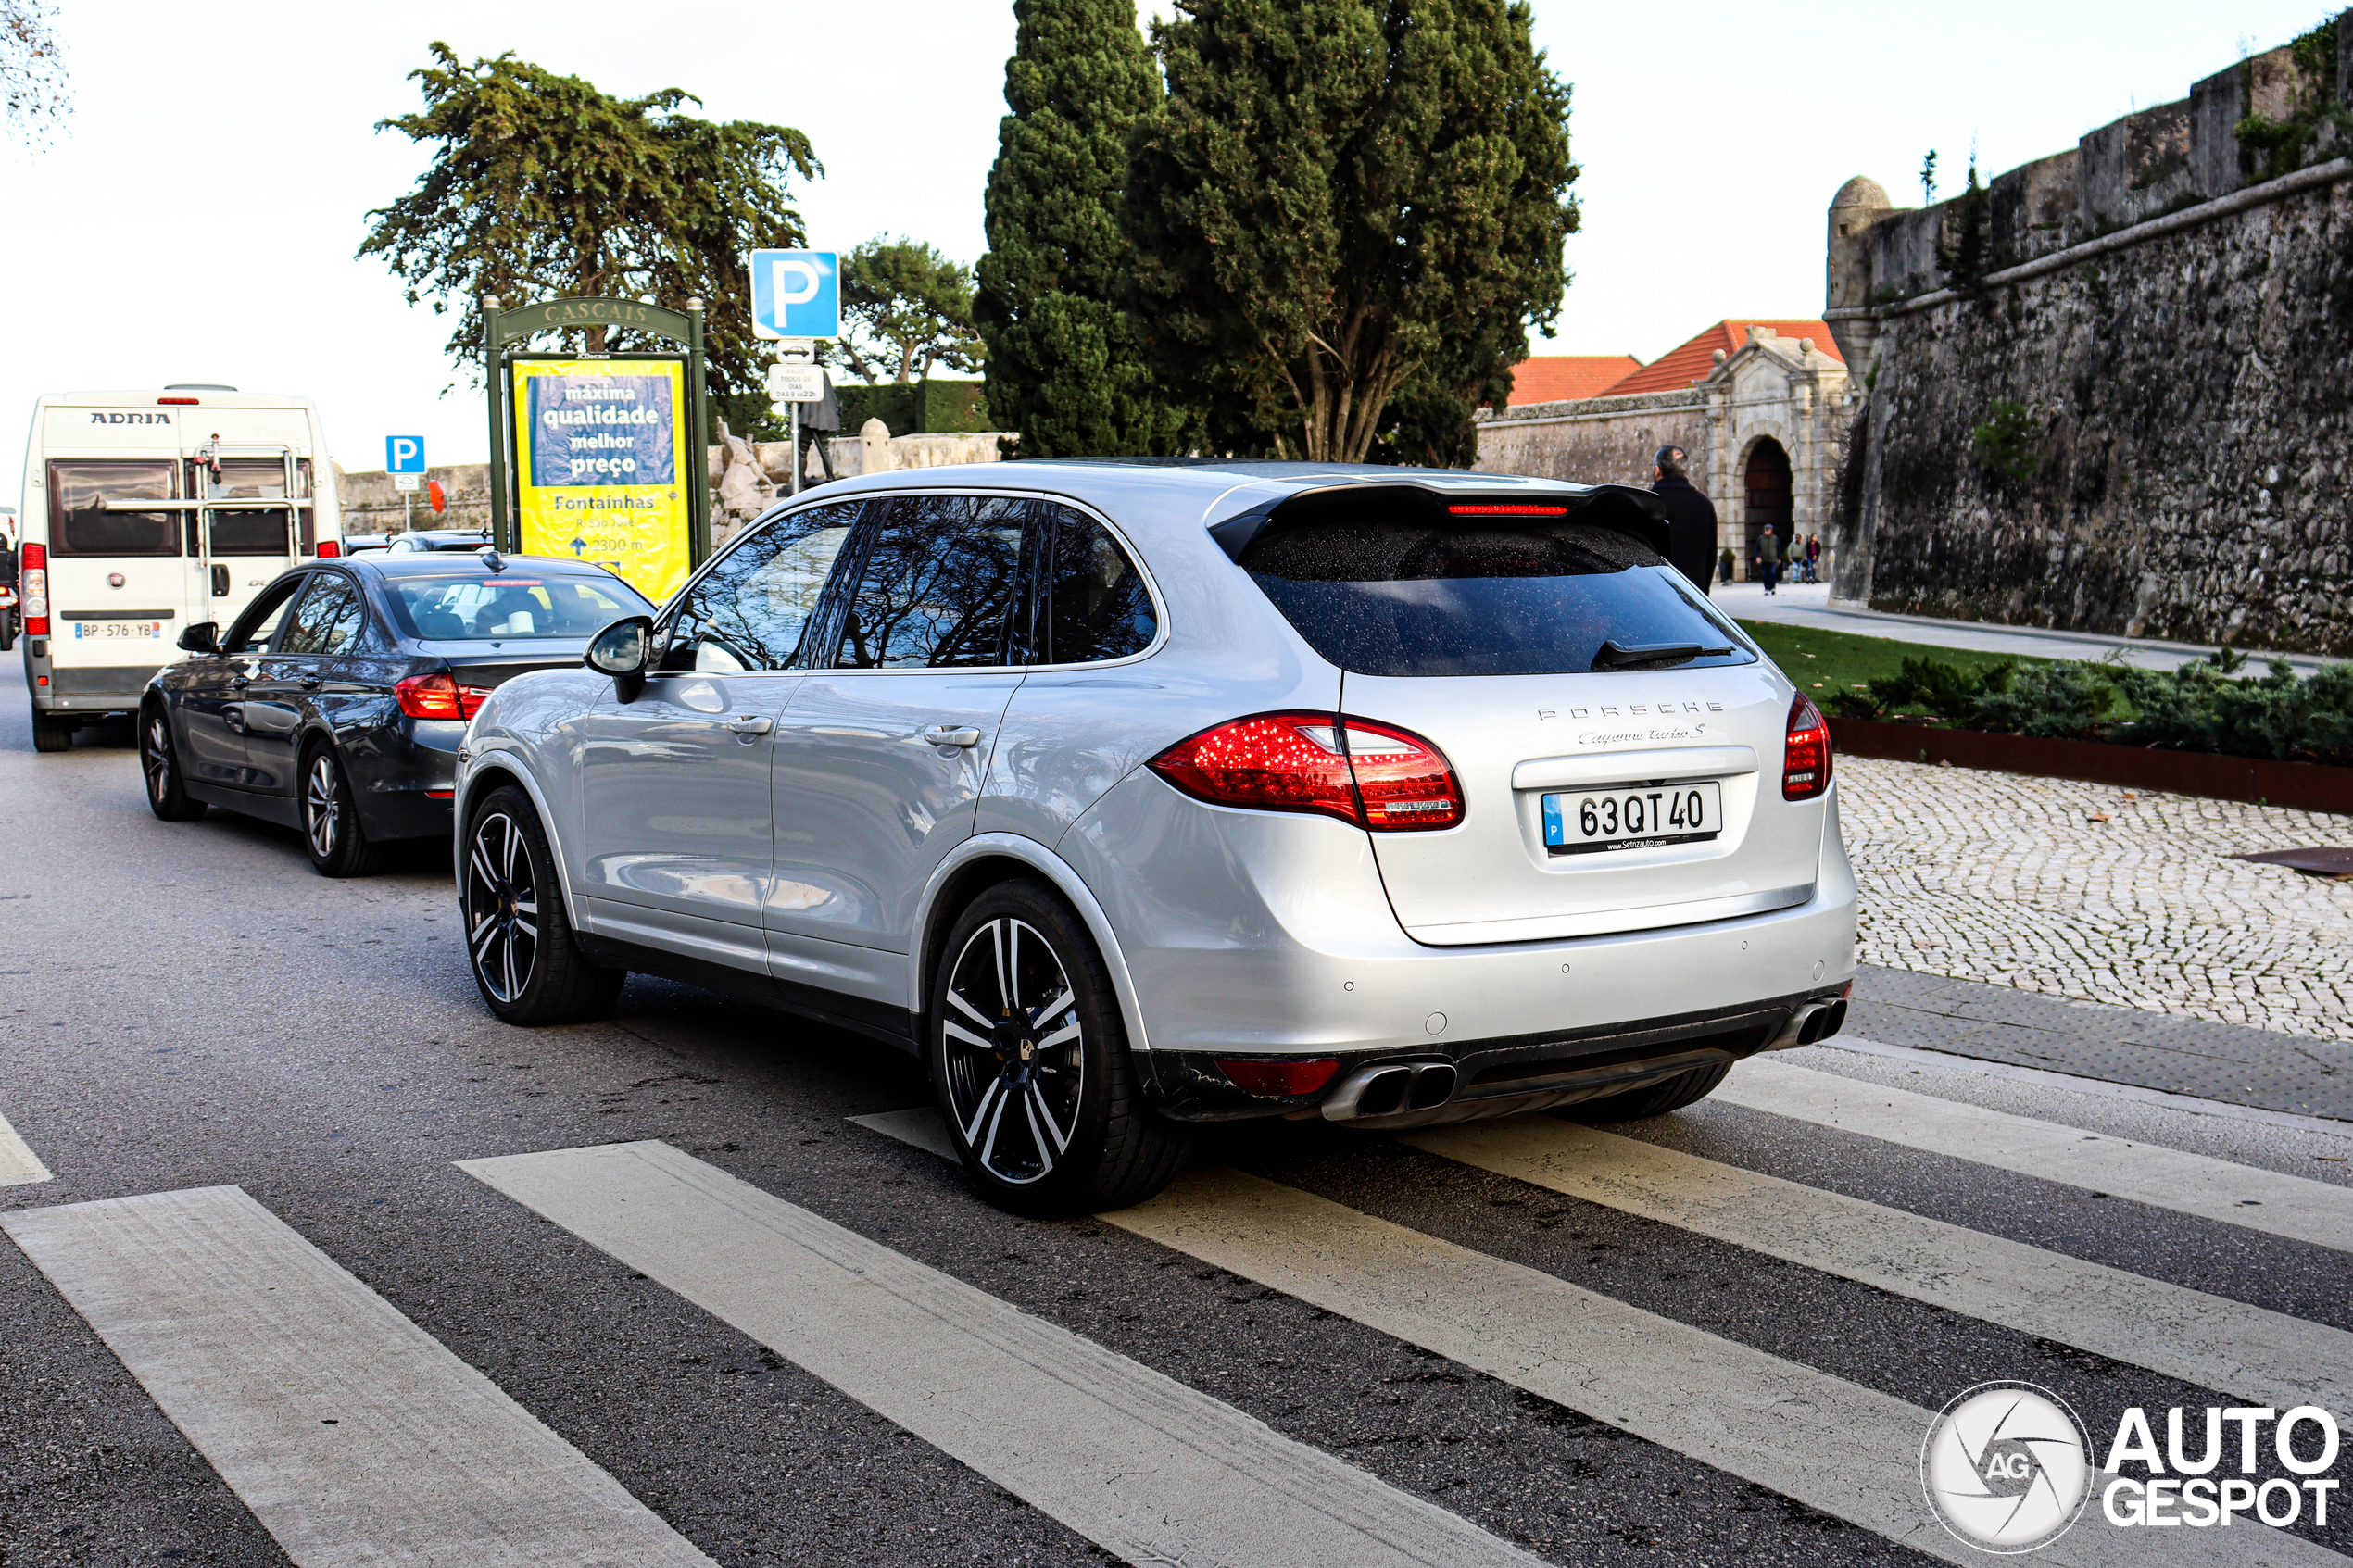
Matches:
[[21, 542, 46, 635], [1783, 693, 1832, 800], [1149, 712, 1464, 831], [395, 671, 489, 721]]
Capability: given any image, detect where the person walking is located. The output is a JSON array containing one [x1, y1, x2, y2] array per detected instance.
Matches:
[[1647, 445, 1718, 596], [1756, 524, 1783, 595], [1806, 533, 1821, 583]]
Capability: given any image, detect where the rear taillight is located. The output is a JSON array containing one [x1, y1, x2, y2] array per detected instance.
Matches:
[[395, 671, 490, 721], [1783, 692, 1832, 800], [21, 542, 46, 635], [1149, 711, 1464, 831], [315, 539, 340, 558]]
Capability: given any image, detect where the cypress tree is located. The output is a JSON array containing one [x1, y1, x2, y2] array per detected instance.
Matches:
[[1126, 0, 1578, 465], [975, 0, 1180, 457]]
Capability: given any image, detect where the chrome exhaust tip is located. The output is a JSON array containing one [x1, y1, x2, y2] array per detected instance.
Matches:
[[1323, 1060, 1457, 1122]]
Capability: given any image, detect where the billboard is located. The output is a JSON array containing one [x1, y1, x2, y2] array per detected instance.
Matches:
[[511, 358, 693, 601]]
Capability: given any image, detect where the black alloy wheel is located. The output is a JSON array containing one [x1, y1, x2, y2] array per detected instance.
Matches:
[[301, 744, 382, 878], [461, 785, 622, 1025], [929, 879, 1189, 1216], [140, 707, 207, 822]]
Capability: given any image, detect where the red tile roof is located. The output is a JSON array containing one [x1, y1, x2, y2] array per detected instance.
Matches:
[[1603, 320, 1843, 395], [1503, 355, 1644, 405]]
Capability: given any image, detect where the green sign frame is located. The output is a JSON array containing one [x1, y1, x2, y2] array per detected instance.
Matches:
[[483, 295, 711, 567]]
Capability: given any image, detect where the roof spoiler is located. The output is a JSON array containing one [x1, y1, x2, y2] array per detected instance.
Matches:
[[1207, 481, 1670, 562]]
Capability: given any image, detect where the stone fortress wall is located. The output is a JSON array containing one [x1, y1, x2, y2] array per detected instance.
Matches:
[[1829, 14, 2353, 652]]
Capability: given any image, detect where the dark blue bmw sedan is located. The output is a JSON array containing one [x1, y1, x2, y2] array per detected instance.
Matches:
[[138, 552, 653, 874]]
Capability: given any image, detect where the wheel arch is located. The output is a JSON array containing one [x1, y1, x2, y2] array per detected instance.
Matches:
[[456, 750, 585, 930], [912, 834, 1151, 1056]]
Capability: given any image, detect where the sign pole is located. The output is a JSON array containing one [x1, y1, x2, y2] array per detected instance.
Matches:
[[686, 296, 710, 568], [482, 295, 512, 551], [789, 399, 800, 498]]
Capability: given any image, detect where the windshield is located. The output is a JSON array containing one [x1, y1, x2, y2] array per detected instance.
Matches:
[[383, 572, 652, 641], [1240, 519, 1757, 678]]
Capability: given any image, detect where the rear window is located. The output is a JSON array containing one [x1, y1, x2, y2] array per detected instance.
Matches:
[[384, 572, 653, 641], [45, 460, 180, 557], [1240, 519, 1756, 678]]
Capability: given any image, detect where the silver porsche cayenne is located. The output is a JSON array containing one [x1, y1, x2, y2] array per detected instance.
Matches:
[[454, 461, 1857, 1214]]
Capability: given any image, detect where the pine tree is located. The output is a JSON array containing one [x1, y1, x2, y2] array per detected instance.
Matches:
[[975, 0, 1181, 457], [1126, 0, 1577, 465]]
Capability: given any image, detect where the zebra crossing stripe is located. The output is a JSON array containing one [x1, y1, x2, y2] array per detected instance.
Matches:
[[1105, 1165, 2350, 1568], [0, 1107, 50, 1185], [1406, 1118, 2353, 1413], [0, 1185, 716, 1568], [459, 1139, 1547, 1568], [1719, 1058, 2353, 1252]]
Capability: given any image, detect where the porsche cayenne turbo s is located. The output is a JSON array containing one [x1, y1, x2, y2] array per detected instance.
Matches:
[[454, 462, 1856, 1213], [140, 553, 651, 873]]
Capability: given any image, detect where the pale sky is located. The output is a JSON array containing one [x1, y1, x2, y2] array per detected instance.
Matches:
[[0, 1, 2325, 484]]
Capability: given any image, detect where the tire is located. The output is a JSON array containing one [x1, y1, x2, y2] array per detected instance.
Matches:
[[461, 784, 623, 1025], [1559, 1059, 1733, 1123], [140, 705, 208, 822], [30, 707, 72, 752], [300, 742, 385, 877], [928, 879, 1189, 1216]]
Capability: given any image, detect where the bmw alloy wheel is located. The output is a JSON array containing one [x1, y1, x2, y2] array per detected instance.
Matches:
[[142, 714, 174, 808], [939, 917, 1085, 1185], [466, 809, 539, 1005], [305, 754, 343, 860]]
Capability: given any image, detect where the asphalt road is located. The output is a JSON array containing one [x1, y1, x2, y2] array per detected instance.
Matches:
[[3, 660, 2350, 1568]]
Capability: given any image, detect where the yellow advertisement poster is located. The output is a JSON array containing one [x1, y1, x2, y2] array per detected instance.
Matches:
[[512, 358, 693, 603]]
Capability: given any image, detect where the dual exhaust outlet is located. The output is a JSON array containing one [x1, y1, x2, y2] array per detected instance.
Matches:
[[1770, 997, 1848, 1050], [1321, 1060, 1458, 1122]]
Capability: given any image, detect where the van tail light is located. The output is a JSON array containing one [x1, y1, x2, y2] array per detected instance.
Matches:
[[1783, 692, 1832, 800], [1149, 711, 1464, 831], [395, 671, 490, 721], [21, 542, 47, 635], [315, 539, 340, 558]]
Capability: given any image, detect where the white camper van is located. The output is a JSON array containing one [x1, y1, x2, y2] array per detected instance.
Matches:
[[19, 388, 342, 751]]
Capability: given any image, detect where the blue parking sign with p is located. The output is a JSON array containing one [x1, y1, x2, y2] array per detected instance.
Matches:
[[386, 436, 425, 474], [750, 250, 839, 339]]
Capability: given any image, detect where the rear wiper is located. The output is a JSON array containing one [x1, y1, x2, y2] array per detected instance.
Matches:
[[1591, 639, 1732, 671]]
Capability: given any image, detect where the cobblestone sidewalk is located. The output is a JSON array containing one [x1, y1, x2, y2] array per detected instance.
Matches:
[[1840, 754, 2353, 1042]]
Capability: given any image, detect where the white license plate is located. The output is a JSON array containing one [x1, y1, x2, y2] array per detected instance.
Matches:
[[71, 621, 165, 640], [1542, 781, 1722, 855]]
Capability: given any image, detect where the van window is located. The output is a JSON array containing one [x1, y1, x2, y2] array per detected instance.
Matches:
[[1240, 518, 1758, 678], [45, 460, 179, 557], [205, 458, 310, 557]]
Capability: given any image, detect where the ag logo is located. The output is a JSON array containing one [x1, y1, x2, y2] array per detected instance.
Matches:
[[1921, 1382, 2092, 1553]]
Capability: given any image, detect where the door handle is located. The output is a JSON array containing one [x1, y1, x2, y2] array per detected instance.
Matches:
[[301, 677, 321, 691], [231, 675, 251, 690], [210, 565, 230, 597], [923, 724, 983, 748], [724, 715, 774, 735]]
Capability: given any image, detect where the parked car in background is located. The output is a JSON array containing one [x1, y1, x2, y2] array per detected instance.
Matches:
[[384, 528, 493, 554], [140, 553, 651, 875], [454, 461, 1858, 1217], [18, 387, 344, 752]]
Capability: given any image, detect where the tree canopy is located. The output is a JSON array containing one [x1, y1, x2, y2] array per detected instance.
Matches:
[[975, 0, 1181, 457], [836, 237, 986, 385], [0, 0, 68, 144], [1125, 0, 1578, 464], [359, 44, 818, 412]]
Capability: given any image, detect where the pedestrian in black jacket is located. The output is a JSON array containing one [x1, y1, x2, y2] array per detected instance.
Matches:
[[1648, 445, 1718, 596]]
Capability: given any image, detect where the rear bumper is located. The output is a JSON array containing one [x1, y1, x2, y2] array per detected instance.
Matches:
[[1062, 771, 1859, 1096], [343, 715, 464, 841], [1145, 985, 1852, 1123], [25, 652, 166, 712]]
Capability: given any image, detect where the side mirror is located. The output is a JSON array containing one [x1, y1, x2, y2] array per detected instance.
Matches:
[[585, 615, 655, 700], [179, 621, 220, 655]]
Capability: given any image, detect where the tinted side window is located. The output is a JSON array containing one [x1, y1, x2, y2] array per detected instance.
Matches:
[[1035, 505, 1156, 665], [278, 576, 367, 656], [666, 502, 862, 671], [222, 575, 308, 654], [45, 460, 179, 557], [833, 495, 1026, 670]]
